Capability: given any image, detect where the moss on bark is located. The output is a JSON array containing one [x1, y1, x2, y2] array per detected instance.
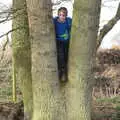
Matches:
[[12, 0, 33, 119]]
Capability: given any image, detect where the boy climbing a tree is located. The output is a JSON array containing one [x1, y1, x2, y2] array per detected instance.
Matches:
[[53, 7, 72, 81]]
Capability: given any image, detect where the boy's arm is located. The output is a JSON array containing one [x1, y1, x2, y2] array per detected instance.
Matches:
[[67, 17, 72, 34], [53, 16, 58, 24], [67, 17, 72, 31]]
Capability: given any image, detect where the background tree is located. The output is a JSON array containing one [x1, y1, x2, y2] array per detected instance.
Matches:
[[12, 0, 33, 119]]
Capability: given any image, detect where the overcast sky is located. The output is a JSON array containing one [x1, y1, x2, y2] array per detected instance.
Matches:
[[0, 0, 120, 49]]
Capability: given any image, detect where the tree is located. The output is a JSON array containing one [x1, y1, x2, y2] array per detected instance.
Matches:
[[10, 0, 119, 120], [67, 0, 101, 119], [12, 0, 33, 119], [26, 0, 101, 120], [26, 0, 66, 120]]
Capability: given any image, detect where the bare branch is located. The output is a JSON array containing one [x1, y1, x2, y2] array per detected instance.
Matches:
[[52, 0, 72, 6], [97, 3, 120, 49], [0, 27, 24, 39], [0, 11, 11, 23], [2, 35, 9, 51], [52, 1, 61, 6], [0, 51, 4, 63], [0, 4, 26, 24]]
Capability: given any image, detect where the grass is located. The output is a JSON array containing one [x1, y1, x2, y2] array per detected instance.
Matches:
[[0, 87, 12, 102], [0, 86, 22, 102], [93, 97, 120, 120], [96, 96, 120, 105], [0, 87, 12, 96]]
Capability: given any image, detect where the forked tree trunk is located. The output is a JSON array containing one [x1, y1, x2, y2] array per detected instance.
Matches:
[[25, 0, 101, 119]]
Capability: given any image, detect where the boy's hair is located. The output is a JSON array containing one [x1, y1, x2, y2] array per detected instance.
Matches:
[[58, 7, 68, 16]]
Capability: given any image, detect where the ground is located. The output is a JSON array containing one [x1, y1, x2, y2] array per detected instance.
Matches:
[[0, 46, 120, 120], [0, 99, 119, 120], [0, 102, 23, 120]]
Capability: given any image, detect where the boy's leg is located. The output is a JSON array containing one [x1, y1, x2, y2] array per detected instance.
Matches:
[[64, 40, 69, 65], [56, 40, 65, 80], [65, 40, 69, 78], [61, 40, 69, 81]]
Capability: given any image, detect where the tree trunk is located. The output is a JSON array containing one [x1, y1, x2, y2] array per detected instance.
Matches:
[[26, 0, 65, 120], [12, 0, 33, 119], [67, 0, 101, 119]]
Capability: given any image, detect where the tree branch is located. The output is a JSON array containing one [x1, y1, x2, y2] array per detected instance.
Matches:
[[0, 11, 11, 24], [0, 51, 4, 63], [0, 27, 24, 39], [52, 0, 72, 6], [97, 3, 120, 49], [0, 6, 26, 24], [2, 35, 9, 51]]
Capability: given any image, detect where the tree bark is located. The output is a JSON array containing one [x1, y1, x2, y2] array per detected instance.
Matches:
[[67, 0, 101, 120], [12, 0, 33, 119], [26, 0, 65, 120]]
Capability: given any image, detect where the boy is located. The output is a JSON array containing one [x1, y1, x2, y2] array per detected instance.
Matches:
[[53, 7, 72, 81]]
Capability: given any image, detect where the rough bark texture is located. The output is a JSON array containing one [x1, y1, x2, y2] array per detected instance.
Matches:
[[12, 0, 33, 120], [67, 0, 101, 120], [26, 0, 65, 120]]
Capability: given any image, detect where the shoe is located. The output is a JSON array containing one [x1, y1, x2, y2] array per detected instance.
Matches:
[[60, 73, 68, 82]]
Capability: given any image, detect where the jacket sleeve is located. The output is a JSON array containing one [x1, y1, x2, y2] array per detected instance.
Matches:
[[66, 17, 72, 39], [67, 17, 72, 32], [53, 16, 58, 24]]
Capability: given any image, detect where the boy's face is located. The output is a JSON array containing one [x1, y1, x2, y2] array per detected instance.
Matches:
[[58, 11, 66, 22]]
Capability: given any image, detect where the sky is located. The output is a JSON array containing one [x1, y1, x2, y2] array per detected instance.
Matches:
[[0, 0, 12, 46], [0, 0, 120, 49]]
